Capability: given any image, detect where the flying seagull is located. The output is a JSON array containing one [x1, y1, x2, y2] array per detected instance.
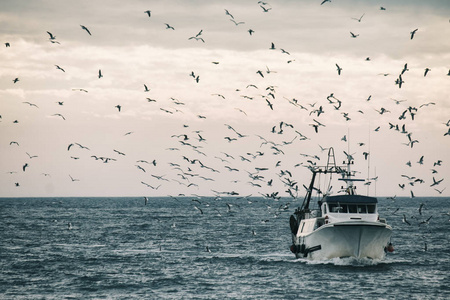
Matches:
[[69, 175, 80, 182], [55, 65, 65, 72], [410, 28, 418, 40], [52, 113, 66, 120], [23, 102, 39, 108], [336, 64, 342, 75], [165, 23, 175, 30], [351, 13, 365, 22], [80, 25, 91, 35], [224, 9, 234, 19], [144, 10, 151, 17], [47, 31, 56, 40], [230, 19, 245, 26]]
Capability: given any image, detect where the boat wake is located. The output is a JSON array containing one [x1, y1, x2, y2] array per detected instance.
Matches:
[[295, 256, 392, 267]]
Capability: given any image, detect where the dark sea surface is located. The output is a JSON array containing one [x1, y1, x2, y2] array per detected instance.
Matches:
[[0, 196, 449, 299]]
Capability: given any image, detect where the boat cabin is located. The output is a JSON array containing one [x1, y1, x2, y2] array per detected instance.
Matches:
[[321, 195, 379, 223]]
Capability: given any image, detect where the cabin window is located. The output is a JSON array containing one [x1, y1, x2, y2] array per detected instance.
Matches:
[[367, 204, 376, 213], [348, 205, 357, 213], [358, 205, 367, 213], [341, 204, 348, 213], [329, 204, 338, 212]]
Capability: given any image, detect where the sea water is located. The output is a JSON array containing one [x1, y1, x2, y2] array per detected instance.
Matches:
[[0, 197, 449, 299]]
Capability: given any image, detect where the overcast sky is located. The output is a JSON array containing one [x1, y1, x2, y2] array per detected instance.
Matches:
[[1, 0, 449, 198]]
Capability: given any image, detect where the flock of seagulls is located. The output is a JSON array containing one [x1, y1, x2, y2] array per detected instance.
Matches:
[[2, 0, 449, 220]]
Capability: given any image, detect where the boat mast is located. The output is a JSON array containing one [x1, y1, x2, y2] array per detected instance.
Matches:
[[301, 147, 338, 211], [301, 171, 317, 211]]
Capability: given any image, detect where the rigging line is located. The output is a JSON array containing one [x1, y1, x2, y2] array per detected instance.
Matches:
[[367, 121, 371, 196]]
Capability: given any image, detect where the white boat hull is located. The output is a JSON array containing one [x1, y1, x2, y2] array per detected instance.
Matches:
[[294, 221, 392, 260]]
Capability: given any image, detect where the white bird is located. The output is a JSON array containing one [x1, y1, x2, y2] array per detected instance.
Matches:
[[402, 214, 411, 225]]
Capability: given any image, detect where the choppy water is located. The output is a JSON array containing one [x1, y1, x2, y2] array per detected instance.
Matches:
[[0, 197, 449, 299]]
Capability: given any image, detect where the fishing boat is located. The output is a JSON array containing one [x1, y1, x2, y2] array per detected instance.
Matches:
[[289, 147, 393, 260]]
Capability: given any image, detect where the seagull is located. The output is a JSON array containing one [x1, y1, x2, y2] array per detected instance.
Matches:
[[418, 203, 425, 215], [410, 28, 418, 40], [335, 64, 342, 75], [260, 5, 272, 12], [194, 205, 203, 214], [72, 88, 88, 93], [13, 78, 19, 83], [350, 32, 359, 38], [113, 149, 126, 156], [188, 36, 204, 42], [230, 19, 245, 26], [424, 68, 431, 77], [52, 113, 65, 120], [144, 10, 151, 17], [401, 63, 409, 75], [68, 143, 90, 151], [164, 23, 175, 30], [5, 42, 10, 47], [98, 69, 103, 78], [402, 214, 411, 225], [225, 9, 234, 19], [47, 31, 56, 40], [321, 0, 331, 5], [352, 13, 365, 22], [80, 25, 91, 35], [430, 177, 444, 187], [23, 163, 29, 172], [417, 156, 424, 165], [434, 187, 446, 194], [69, 175, 79, 182], [55, 65, 65, 72], [144, 84, 150, 92], [23, 102, 39, 108], [115, 105, 121, 112]]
